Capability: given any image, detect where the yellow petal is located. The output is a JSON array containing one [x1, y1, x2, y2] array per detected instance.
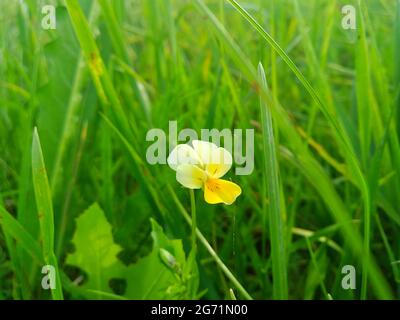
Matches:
[[205, 147, 232, 179], [176, 164, 207, 189], [204, 179, 241, 205], [167, 144, 201, 171], [204, 183, 223, 204]]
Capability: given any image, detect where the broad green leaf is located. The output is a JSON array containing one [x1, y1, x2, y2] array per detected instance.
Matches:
[[66, 203, 126, 293], [66, 204, 198, 299], [124, 218, 198, 299]]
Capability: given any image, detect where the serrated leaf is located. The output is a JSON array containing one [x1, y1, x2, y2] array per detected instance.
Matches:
[[66, 203, 125, 293], [67, 206, 199, 299]]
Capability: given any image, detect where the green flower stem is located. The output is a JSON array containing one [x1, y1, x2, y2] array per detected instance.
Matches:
[[170, 186, 252, 300], [190, 189, 197, 253]]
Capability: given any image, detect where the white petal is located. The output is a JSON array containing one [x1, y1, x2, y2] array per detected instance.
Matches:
[[205, 147, 232, 178], [191, 140, 219, 165], [176, 164, 207, 189], [167, 144, 201, 171]]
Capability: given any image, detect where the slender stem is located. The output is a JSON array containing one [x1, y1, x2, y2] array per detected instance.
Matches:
[[190, 189, 197, 253], [194, 218, 252, 300], [305, 237, 329, 299], [169, 186, 253, 300]]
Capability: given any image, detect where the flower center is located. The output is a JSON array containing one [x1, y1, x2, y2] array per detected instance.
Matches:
[[205, 178, 221, 192]]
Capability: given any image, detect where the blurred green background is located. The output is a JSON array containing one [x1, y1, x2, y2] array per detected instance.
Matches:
[[0, 0, 399, 300]]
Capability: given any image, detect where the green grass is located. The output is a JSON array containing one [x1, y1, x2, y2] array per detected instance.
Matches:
[[258, 63, 288, 299], [31, 128, 63, 299], [0, 0, 399, 300]]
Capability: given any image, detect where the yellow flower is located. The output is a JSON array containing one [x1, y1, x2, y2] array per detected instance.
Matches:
[[167, 140, 241, 205]]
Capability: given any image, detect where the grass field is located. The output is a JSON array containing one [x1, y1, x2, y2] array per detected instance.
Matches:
[[0, 0, 399, 300]]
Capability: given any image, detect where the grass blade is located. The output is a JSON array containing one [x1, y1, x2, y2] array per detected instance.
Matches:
[[31, 127, 63, 300], [258, 63, 288, 299], [196, 0, 392, 299], [65, 0, 131, 137], [221, 0, 368, 206], [0, 205, 43, 264]]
